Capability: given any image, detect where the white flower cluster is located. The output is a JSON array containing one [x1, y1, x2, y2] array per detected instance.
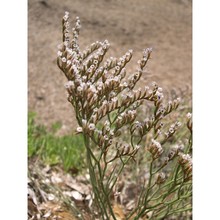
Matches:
[[179, 153, 192, 165], [148, 139, 163, 159], [179, 153, 192, 181], [165, 121, 182, 138], [151, 139, 163, 151]]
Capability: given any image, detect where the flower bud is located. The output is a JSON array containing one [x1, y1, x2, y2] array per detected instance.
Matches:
[[156, 172, 166, 185], [76, 127, 83, 133]]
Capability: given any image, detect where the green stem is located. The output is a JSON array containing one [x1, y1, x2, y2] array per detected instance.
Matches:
[[84, 135, 108, 219], [133, 158, 154, 219], [163, 206, 192, 218], [108, 157, 129, 195], [84, 134, 117, 220]]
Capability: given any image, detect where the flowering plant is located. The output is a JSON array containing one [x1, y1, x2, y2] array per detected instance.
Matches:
[[57, 12, 192, 219]]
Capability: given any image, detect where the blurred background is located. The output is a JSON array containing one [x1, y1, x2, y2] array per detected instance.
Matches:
[[28, 0, 192, 135]]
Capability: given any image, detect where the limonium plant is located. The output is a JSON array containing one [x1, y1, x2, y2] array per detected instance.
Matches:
[[57, 12, 192, 219]]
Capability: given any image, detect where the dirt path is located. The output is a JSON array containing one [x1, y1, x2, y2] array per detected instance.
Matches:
[[28, 0, 192, 135]]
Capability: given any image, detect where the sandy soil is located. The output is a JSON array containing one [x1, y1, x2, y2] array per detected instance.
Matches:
[[28, 0, 192, 135]]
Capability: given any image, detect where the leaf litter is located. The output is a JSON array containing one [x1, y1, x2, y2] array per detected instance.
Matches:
[[28, 159, 147, 219]]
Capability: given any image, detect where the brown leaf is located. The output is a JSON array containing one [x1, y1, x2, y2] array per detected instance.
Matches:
[[111, 203, 125, 220], [55, 210, 77, 220]]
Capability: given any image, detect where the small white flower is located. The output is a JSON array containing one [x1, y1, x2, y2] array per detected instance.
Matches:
[[158, 87, 163, 92], [125, 52, 130, 57], [117, 116, 122, 121], [104, 121, 110, 126], [61, 57, 67, 62], [93, 108, 98, 112], [65, 81, 74, 89], [157, 129, 162, 135], [144, 86, 149, 90], [169, 128, 174, 133], [103, 39, 109, 45], [97, 86, 102, 91], [119, 57, 125, 63], [115, 66, 120, 71], [148, 90, 153, 94], [170, 124, 175, 129], [103, 100, 108, 105], [92, 94, 98, 101], [180, 153, 192, 165], [82, 119, 87, 126], [63, 15, 69, 21], [105, 79, 110, 86], [76, 127, 83, 133], [186, 112, 192, 119], [152, 139, 162, 150], [143, 48, 152, 56], [182, 154, 191, 161], [64, 40, 70, 46], [109, 91, 116, 98], [127, 92, 133, 98], [110, 130, 114, 136], [159, 172, 165, 179], [112, 70, 116, 75], [57, 51, 62, 56], [122, 82, 128, 88], [72, 65, 78, 74], [88, 123, 96, 131], [57, 44, 63, 50], [151, 81, 157, 87], [82, 76, 87, 81], [104, 135, 109, 140], [176, 121, 182, 127], [90, 85, 97, 93], [77, 86, 83, 92], [108, 139, 113, 145], [121, 94, 127, 100], [97, 81, 103, 87], [106, 126, 110, 132], [90, 64, 95, 69], [132, 110, 137, 115], [135, 145, 140, 150], [121, 112, 125, 117], [111, 97, 118, 103], [134, 120, 140, 124], [80, 82, 86, 88]]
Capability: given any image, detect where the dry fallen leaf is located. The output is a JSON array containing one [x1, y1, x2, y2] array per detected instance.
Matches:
[[47, 193, 55, 201], [71, 190, 84, 201], [111, 203, 125, 220], [66, 176, 90, 195], [55, 210, 78, 220], [43, 210, 52, 218]]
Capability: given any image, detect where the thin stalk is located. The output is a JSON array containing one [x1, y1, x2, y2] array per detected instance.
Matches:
[[133, 158, 154, 219], [162, 206, 192, 218], [84, 134, 117, 220], [87, 150, 107, 219], [84, 135, 108, 219], [108, 156, 130, 196]]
